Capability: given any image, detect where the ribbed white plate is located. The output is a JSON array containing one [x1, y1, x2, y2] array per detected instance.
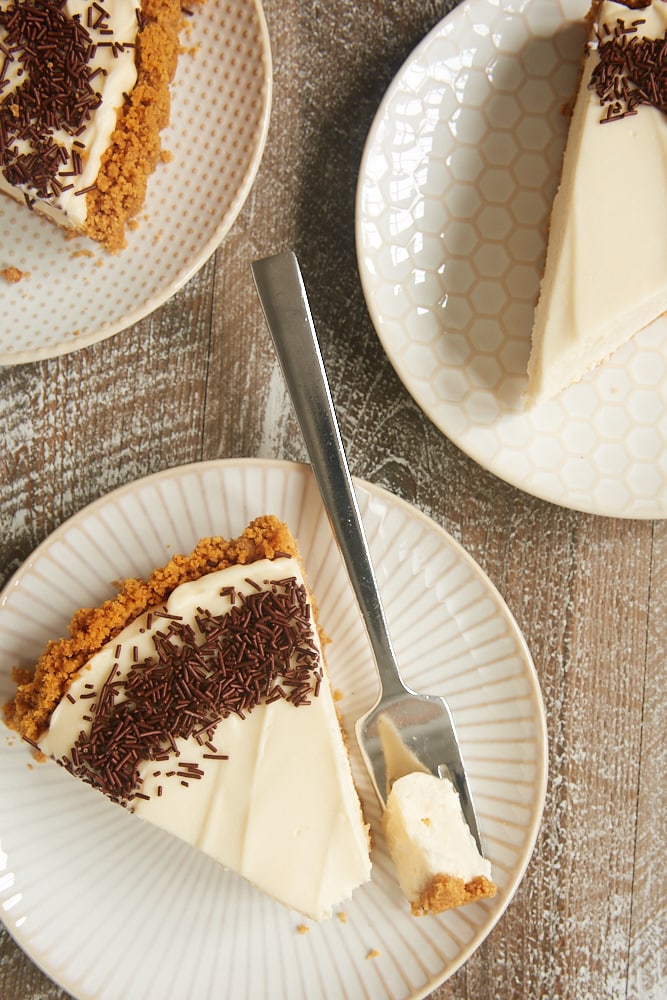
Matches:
[[0, 0, 271, 365], [0, 459, 547, 1000], [356, 0, 667, 518]]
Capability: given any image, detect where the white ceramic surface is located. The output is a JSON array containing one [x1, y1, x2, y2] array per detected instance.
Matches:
[[0, 459, 546, 1000], [356, 0, 667, 519], [0, 0, 271, 366]]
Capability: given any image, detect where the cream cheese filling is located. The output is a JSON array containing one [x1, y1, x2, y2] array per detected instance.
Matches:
[[39, 557, 371, 921], [0, 0, 140, 228], [384, 772, 492, 903], [526, 0, 667, 405]]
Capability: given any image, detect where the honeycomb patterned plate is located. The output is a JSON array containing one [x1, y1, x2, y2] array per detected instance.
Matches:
[[0, 0, 271, 366], [356, 0, 667, 519]]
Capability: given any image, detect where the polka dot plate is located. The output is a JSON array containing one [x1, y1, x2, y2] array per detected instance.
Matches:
[[356, 0, 667, 519], [0, 0, 271, 366]]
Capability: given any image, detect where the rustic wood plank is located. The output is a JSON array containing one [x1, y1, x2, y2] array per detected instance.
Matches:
[[1, 0, 666, 998], [0, 257, 216, 579], [628, 518, 667, 1000]]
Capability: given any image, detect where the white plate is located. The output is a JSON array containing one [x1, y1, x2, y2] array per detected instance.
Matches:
[[356, 0, 667, 519], [0, 0, 271, 366], [0, 459, 546, 1000]]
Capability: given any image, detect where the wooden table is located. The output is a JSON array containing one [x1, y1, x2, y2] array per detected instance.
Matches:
[[1, 0, 665, 997]]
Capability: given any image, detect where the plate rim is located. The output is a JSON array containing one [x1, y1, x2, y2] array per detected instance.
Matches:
[[354, 0, 667, 520], [0, 0, 273, 368], [0, 457, 548, 999]]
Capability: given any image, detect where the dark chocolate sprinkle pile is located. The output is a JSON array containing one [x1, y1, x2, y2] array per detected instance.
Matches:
[[591, 15, 667, 122], [60, 575, 324, 807], [0, 0, 130, 202]]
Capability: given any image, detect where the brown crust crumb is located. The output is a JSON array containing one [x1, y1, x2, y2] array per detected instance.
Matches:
[[82, 0, 187, 251], [3, 515, 298, 742], [2, 266, 28, 283], [411, 873, 497, 916]]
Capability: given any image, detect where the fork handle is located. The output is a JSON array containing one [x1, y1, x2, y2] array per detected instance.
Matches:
[[252, 251, 407, 702]]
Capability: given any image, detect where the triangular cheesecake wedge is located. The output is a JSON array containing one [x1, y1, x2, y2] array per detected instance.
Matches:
[[526, 0, 667, 406], [0, 0, 188, 251], [4, 516, 371, 921]]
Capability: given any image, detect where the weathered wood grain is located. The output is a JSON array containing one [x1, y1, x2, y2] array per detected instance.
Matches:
[[1, 1, 665, 998]]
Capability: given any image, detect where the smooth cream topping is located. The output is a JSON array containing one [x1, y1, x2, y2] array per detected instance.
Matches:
[[526, 1, 667, 404], [0, 0, 140, 228], [40, 558, 371, 921], [384, 772, 491, 902]]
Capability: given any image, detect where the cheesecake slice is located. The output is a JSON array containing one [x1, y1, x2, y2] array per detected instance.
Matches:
[[383, 772, 496, 915], [0, 0, 187, 251], [4, 516, 371, 921], [526, 0, 667, 405]]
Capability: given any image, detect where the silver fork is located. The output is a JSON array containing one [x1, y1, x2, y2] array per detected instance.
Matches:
[[251, 250, 482, 850]]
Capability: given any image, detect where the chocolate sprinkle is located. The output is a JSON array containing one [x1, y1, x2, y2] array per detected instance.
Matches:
[[59, 575, 323, 806], [0, 0, 135, 202], [591, 14, 667, 121]]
